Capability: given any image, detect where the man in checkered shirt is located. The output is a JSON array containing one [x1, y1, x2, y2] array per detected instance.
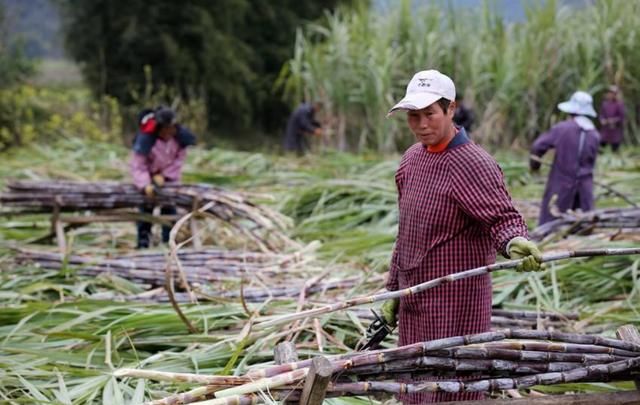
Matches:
[[382, 70, 544, 403]]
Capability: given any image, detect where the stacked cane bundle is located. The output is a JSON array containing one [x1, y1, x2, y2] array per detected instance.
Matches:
[[0, 180, 295, 250], [114, 329, 640, 404]]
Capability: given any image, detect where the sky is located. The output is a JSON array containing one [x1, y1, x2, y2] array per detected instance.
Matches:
[[375, 0, 593, 21]]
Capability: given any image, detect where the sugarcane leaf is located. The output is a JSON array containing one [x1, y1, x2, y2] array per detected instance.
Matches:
[[103, 376, 125, 405], [221, 336, 249, 376], [53, 369, 72, 405], [2, 310, 40, 345], [17, 374, 49, 402], [131, 378, 145, 404], [47, 305, 128, 333], [346, 310, 366, 335]]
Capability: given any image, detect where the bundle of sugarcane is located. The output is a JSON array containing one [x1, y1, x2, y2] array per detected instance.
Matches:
[[15, 248, 373, 302], [114, 328, 640, 404], [0, 180, 295, 250], [88, 277, 365, 303], [531, 207, 640, 242], [16, 249, 303, 283]]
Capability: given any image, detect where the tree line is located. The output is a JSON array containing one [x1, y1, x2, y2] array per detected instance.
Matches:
[[58, 0, 358, 141]]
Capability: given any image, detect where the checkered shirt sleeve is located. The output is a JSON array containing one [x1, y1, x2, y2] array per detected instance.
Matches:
[[450, 146, 528, 256]]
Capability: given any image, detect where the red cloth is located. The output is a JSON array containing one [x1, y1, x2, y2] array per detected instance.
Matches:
[[387, 138, 528, 403]]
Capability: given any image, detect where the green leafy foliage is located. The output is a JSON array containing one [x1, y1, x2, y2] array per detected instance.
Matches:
[[0, 86, 122, 150]]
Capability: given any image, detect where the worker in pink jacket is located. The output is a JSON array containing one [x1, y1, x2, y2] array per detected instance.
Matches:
[[129, 107, 196, 248]]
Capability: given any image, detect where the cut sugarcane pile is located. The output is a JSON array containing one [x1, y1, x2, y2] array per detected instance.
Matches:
[[115, 329, 640, 404], [15, 247, 372, 302], [12, 248, 582, 330], [0, 180, 295, 250], [531, 207, 640, 242]]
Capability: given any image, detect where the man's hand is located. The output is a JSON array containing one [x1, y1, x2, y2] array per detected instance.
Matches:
[[313, 127, 323, 137], [144, 184, 156, 198], [380, 298, 399, 327], [508, 237, 544, 272], [152, 174, 165, 187]]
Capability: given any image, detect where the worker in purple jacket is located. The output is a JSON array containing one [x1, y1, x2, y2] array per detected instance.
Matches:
[[129, 107, 196, 248], [599, 85, 625, 152], [530, 91, 600, 225]]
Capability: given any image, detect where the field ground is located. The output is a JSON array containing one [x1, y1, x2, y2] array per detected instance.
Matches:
[[0, 138, 639, 403]]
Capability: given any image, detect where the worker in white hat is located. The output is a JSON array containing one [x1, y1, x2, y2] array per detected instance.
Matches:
[[530, 91, 601, 225], [382, 69, 543, 403]]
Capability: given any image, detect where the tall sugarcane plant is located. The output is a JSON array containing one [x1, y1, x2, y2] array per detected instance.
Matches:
[[279, 0, 640, 152]]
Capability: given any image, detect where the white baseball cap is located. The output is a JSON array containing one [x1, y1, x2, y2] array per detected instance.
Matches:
[[557, 91, 597, 118], [388, 70, 456, 116]]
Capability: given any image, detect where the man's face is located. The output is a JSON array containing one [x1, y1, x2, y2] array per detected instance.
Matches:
[[158, 125, 177, 140], [606, 91, 617, 101], [406, 101, 456, 147]]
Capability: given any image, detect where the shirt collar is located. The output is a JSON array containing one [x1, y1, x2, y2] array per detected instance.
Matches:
[[426, 126, 470, 153]]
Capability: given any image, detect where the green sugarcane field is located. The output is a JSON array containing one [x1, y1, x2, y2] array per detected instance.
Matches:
[[1, 1, 640, 404]]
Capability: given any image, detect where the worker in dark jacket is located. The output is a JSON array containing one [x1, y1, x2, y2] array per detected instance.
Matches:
[[283, 102, 322, 155], [530, 91, 600, 225], [130, 106, 196, 248], [452, 93, 474, 134]]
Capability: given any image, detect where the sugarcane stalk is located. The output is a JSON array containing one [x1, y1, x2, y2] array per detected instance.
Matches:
[[256, 248, 640, 329], [426, 346, 627, 363], [345, 355, 582, 376], [503, 329, 640, 352], [187, 395, 259, 405], [114, 368, 252, 385], [482, 341, 638, 357], [213, 368, 309, 398], [145, 386, 217, 405], [491, 308, 578, 321]]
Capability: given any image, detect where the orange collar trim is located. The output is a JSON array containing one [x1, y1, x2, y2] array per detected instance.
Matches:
[[426, 128, 458, 153]]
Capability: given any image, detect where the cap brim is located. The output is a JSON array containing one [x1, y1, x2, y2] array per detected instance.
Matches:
[[387, 93, 442, 116]]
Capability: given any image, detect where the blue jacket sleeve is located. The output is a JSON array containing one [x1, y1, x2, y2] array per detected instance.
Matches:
[[297, 106, 320, 133], [176, 125, 197, 148], [132, 131, 156, 155]]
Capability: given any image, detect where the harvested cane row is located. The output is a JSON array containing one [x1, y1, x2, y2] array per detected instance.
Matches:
[[113, 329, 640, 404], [15, 248, 371, 302], [0, 180, 295, 250], [530, 207, 640, 242], [14, 249, 582, 328]]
